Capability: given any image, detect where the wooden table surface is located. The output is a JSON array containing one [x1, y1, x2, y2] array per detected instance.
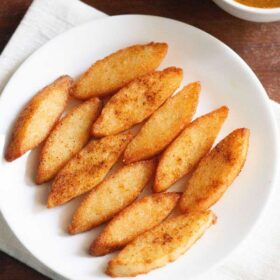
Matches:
[[0, 0, 279, 279]]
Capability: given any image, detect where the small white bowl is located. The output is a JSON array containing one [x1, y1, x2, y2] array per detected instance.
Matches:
[[213, 0, 280, 22]]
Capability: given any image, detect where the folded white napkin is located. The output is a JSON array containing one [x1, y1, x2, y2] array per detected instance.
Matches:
[[0, 0, 279, 279]]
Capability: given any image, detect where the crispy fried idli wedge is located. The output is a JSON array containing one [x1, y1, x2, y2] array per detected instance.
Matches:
[[92, 67, 183, 137], [107, 210, 216, 277], [180, 128, 250, 213], [47, 133, 132, 208], [90, 192, 180, 256], [5, 76, 72, 161], [154, 106, 229, 192], [68, 160, 156, 234], [72, 42, 168, 99], [123, 82, 200, 164], [36, 98, 102, 184]]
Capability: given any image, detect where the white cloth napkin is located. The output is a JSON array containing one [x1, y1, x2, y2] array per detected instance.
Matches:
[[0, 0, 279, 279]]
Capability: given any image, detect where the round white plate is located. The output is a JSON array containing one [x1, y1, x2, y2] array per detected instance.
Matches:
[[0, 15, 279, 280]]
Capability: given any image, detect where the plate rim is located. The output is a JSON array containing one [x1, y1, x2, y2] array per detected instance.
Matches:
[[0, 14, 279, 279]]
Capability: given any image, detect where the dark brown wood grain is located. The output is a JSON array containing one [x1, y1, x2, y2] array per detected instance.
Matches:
[[0, 0, 279, 279]]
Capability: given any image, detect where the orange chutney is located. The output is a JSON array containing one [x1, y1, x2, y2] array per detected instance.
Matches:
[[235, 0, 280, 8]]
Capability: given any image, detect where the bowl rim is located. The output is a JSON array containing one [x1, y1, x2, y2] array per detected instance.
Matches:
[[220, 0, 280, 14]]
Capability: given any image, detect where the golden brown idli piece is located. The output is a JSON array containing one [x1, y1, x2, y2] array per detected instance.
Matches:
[[47, 132, 132, 208], [154, 106, 229, 192], [36, 98, 102, 184], [180, 128, 250, 213], [123, 82, 200, 163], [5, 76, 72, 161], [92, 67, 183, 137], [68, 160, 156, 234], [90, 192, 180, 256], [107, 210, 216, 277], [72, 42, 168, 99]]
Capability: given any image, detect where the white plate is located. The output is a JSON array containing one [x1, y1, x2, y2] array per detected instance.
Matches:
[[0, 15, 279, 280]]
